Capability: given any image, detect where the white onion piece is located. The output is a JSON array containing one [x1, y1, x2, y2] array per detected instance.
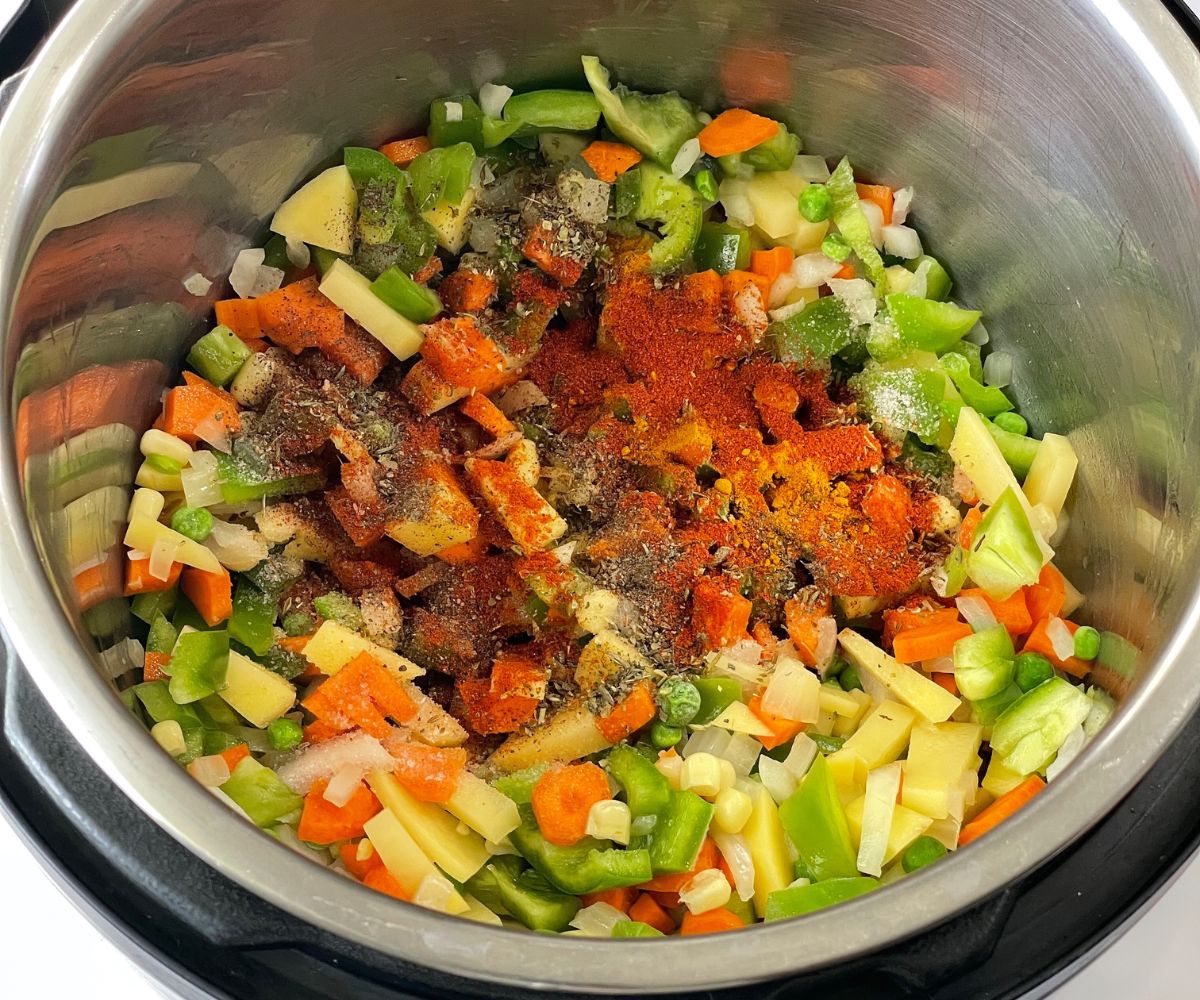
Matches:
[[181, 449, 223, 508], [762, 656, 820, 723], [496, 380, 549, 415], [1046, 725, 1087, 782], [726, 639, 764, 664], [882, 224, 922, 260], [671, 137, 702, 179], [323, 764, 365, 808], [479, 82, 513, 119], [768, 297, 816, 323], [1047, 617, 1076, 661], [859, 199, 885, 248], [187, 754, 231, 788], [277, 732, 394, 794], [285, 237, 311, 268], [443, 101, 463, 122], [720, 188, 755, 227], [711, 830, 756, 901], [983, 351, 1013, 388], [792, 252, 841, 288], [230, 247, 266, 297], [922, 654, 956, 675], [183, 272, 213, 296], [782, 734, 818, 779], [956, 595, 997, 632], [906, 258, 932, 300], [857, 762, 902, 877], [193, 415, 231, 453], [98, 637, 146, 679], [569, 902, 627, 936], [758, 756, 799, 804], [768, 272, 798, 309], [792, 156, 831, 182], [149, 534, 181, 581], [963, 318, 990, 345], [551, 540, 576, 565], [204, 518, 269, 571], [814, 617, 838, 674], [891, 186, 914, 225], [682, 726, 732, 760], [721, 732, 762, 776], [827, 278, 878, 324]]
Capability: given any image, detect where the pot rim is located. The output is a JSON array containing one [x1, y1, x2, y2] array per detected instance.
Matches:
[[3, 0, 1200, 992]]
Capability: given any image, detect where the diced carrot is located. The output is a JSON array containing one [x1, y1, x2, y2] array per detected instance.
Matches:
[[646, 890, 681, 909], [389, 742, 467, 803], [143, 651, 170, 682], [162, 373, 241, 445], [722, 269, 771, 303], [751, 620, 780, 661], [639, 838, 720, 893], [628, 893, 676, 934], [219, 743, 250, 772], [855, 183, 894, 225], [326, 485, 388, 548], [747, 690, 806, 750], [596, 680, 658, 743], [303, 719, 342, 744], [298, 777, 383, 844], [439, 268, 498, 313], [957, 587, 1033, 638], [679, 907, 745, 935], [581, 886, 637, 914], [490, 655, 548, 700], [124, 557, 182, 596], [255, 276, 344, 355], [580, 140, 643, 183], [783, 594, 834, 666], [214, 298, 264, 341], [531, 763, 612, 846], [959, 506, 983, 550], [932, 672, 959, 696], [891, 620, 973, 664], [303, 651, 419, 738], [181, 565, 233, 626], [243, 338, 271, 353], [277, 634, 315, 656], [317, 317, 390, 386], [434, 533, 488, 565], [832, 261, 857, 280], [692, 575, 752, 652], [457, 676, 540, 735], [522, 226, 585, 287], [1025, 564, 1067, 623], [420, 316, 513, 392], [698, 108, 780, 157], [378, 135, 431, 167], [339, 841, 382, 880], [750, 246, 794, 286], [881, 605, 960, 649], [959, 775, 1045, 846], [460, 392, 516, 439], [73, 546, 124, 611], [363, 865, 411, 901], [1022, 617, 1089, 677], [413, 256, 444, 284]]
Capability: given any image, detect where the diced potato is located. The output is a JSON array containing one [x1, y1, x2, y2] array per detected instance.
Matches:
[[218, 650, 296, 727], [403, 681, 468, 747], [845, 794, 933, 867], [422, 187, 478, 253], [466, 457, 566, 552], [385, 460, 479, 557], [302, 620, 425, 680], [1023, 433, 1078, 516], [826, 748, 868, 805], [737, 778, 793, 918], [507, 438, 540, 486], [834, 595, 887, 620], [444, 772, 521, 843], [831, 689, 872, 739], [842, 700, 917, 770], [744, 172, 829, 252], [319, 259, 424, 360], [124, 514, 223, 574], [707, 700, 773, 737], [135, 460, 182, 492], [489, 700, 611, 772], [362, 808, 467, 913], [818, 684, 865, 719], [574, 628, 648, 691], [950, 405, 1022, 507], [981, 755, 1026, 798], [902, 722, 983, 820], [367, 771, 490, 883], [838, 630, 961, 723], [270, 164, 357, 254]]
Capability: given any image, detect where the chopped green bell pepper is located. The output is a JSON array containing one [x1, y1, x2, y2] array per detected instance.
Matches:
[[493, 764, 551, 804], [214, 450, 324, 504], [165, 629, 229, 704], [146, 611, 179, 655], [502, 90, 601, 133], [509, 804, 653, 894], [718, 121, 799, 174], [133, 680, 203, 729], [313, 591, 363, 631], [966, 487, 1043, 600], [849, 364, 944, 444], [826, 158, 888, 292], [904, 254, 952, 301], [428, 95, 488, 150], [969, 681, 1023, 726], [344, 146, 404, 188], [219, 757, 303, 827], [491, 860, 580, 932], [242, 553, 302, 600], [606, 744, 671, 817], [133, 588, 177, 627], [370, 265, 442, 322], [769, 296, 856, 365], [408, 142, 476, 212], [984, 417, 1040, 479], [693, 222, 750, 274], [778, 754, 859, 882], [195, 693, 241, 729], [886, 294, 981, 353], [764, 876, 879, 920], [202, 729, 245, 756], [261, 234, 291, 271], [647, 790, 714, 874], [940, 352, 1013, 417], [259, 644, 308, 681], [953, 623, 1016, 701], [692, 676, 742, 725], [228, 578, 276, 657], [611, 920, 665, 937], [187, 326, 252, 387], [619, 163, 703, 273], [990, 676, 1092, 775]]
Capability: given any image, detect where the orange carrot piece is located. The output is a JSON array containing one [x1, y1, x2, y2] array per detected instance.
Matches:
[[378, 135, 431, 167], [582, 886, 637, 914], [639, 838, 720, 893], [959, 506, 983, 549], [317, 317, 391, 387], [722, 269, 771, 303], [363, 865, 412, 901], [679, 907, 745, 936], [214, 299, 264, 341], [297, 778, 382, 844], [457, 676, 540, 735], [434, 533, 489, 566], [1025, 564, 1067, 623], [339, 841, 382, 880], [747, 690, 806, 750], [460, 392, 516, 439], [783, 594, 834, 667], [932, 672, 959, 696], [124, 557, 182, 596], [959, 775, 1046, 846], [219, 743, 250, 772], [750, 246, 794, 286], [439, 268, 498, 313], [530, 763, 612, 846], [698, 108, 780, 157], [958, 587, 1033, 637], [1022, 618, 1089, 677], [832, 261, 857, 280], [881, 605, 959, 649], [255, 276, 344, 355], [303, 719, 342, 744], [181, 566, 233, 626], [855, 183, 894, 225], [596, 680, 658, 743], [389, 742, 468, 803], [143, 651, 170, 682], [522, 226, 585, 287], [302, 652, 419, 738], [580, 140, 643, 182], [489, 655, 548, 699], [628, 893, 676, 934], [692, 576, 753, 652], [891, 620, 973, 664], [162, 374, 241, 445], [277, 634, 314, 656], [420, 315, 512, 392]]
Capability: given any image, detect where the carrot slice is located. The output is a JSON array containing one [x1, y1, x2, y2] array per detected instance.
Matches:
[[628, 892, 676, 934], [932, 672, 959, 696], [457, 676, 540, 735], [439, 269, 498, 313], [530, 763, 612, 846], [1025, 564, 1067, 623], [340, 841, 383, 880], [219, 743, 250, 772], [214, 299, 264, 341], [959, 506, 983, 549], [143, 651, 170, 682], [891, 620, 973, 664], [124, 557, 182, 596], [580, 140, 643, 183], [581, 886, 637, 914], [255, 276, 344, 355], [363, 866, 411, 901], [832, 261, 857, 281], [460, 392, 516, 439], [378, 135, 432, 166], [698, 108, 780, 157], [297, 777, 382, 844], [1022, 618, 1089, 677], [420, 316, 512, 392], [881, 605, 959, 649], [692, 576, 752, 652], [959, 775, 1045, 846], [783, 594, 834, 666], [855, 183, 894, 225], [162, 373, 241, 444], [747, 690, 806, 750], [303, 719, 342, 744], [181, 565, 233, 626], [722, 269, 771, 303], [522, 226, 585, 287], [596, 681, 658, 743], [679, 907, 746, 935], [750, 246, 794, 286], [302, 652, 419, 738], [389, 742, 467, 803]]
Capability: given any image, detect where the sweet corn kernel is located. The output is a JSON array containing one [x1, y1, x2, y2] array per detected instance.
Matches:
[[713, 787, 753, 834], [150, 720, 186, 758], [585, 799, 632, 845], [680, 751, 723, 798], [656, 752, 684, 789], [717, 757, 737, 793], [679, 867, 732, 914]]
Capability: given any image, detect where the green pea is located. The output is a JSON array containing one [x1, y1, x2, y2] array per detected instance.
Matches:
[[281, 611, 314, 637], [1014, 651, 1055, 692], [821, 233, 851, 262], [694, 168, 719, 202], [839, 664, 862, 692], [992, 411, 1028, 436], [267, 717, 304, 752], [1073, 626, 1101, 661], [901, 835, 948, 873], [798, 184, 833, 223], [170, 506, 214, 542], [649, 720, 685, 749], [657, 678, 702, 727]]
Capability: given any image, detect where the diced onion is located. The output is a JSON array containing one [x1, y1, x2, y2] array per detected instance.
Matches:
[[782, 734, 818, 779], [827, 278, 879, 325], [557, 170, 611, 225], [906, 258, 932, 300], [683, 726, 732, 760], [229, 247, 285, 299], [496, 380, 549, 415], [922, 654, 956, 675], [792, 252, 841, 288], [768, 272, 798, 309], [99, 637, 146, 680], [551, 540, 576, 565], [671, 137, 702, 179], [719, 183, 755, 227], [323, 764, 365, 808], [1047, 617, 1076, 661], [891, 186, 914, 225], [721, 732, 762, 776], [468, 214, 500, 252], [963, 318, 990, 345], [956, 595, 997, 632], [762, 656, 820, 723], [792, 155, 832, 182], [768, 297, 816, 323], [814, 617, 838, 673], [758, 756, 799, 804], [181, 449, 223, 508], [277, 732, 394, 794], [285, 237, 311, 268], [187, 754, 231, 788], [706, 650, 770, 692], [859, 199, 885, 248], [193, 415, 232, 454], [479, 82, 514, 119], [857, 762, 902, 877], [413, 872, 460, 913], [149, 534, 182, 581], [569, 902, 627, 936], [443, 101, 463, 123], [710, 830, 756, 902], [882, 224, 922, 260], [1046, 725, 1087, 782], [725, 639, 763, 664], [204, 518, 269, 571], [983, 351, 1013, 388], [182, 272, 213, 296]]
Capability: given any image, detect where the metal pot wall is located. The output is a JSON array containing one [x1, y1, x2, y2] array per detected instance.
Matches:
[[2, 0, 1200, 993]]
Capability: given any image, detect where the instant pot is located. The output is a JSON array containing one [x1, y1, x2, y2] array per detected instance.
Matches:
[[4, 0, 1200, 996]]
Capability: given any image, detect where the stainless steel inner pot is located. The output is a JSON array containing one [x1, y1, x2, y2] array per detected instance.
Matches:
[[3, 0, 1200, 992]]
